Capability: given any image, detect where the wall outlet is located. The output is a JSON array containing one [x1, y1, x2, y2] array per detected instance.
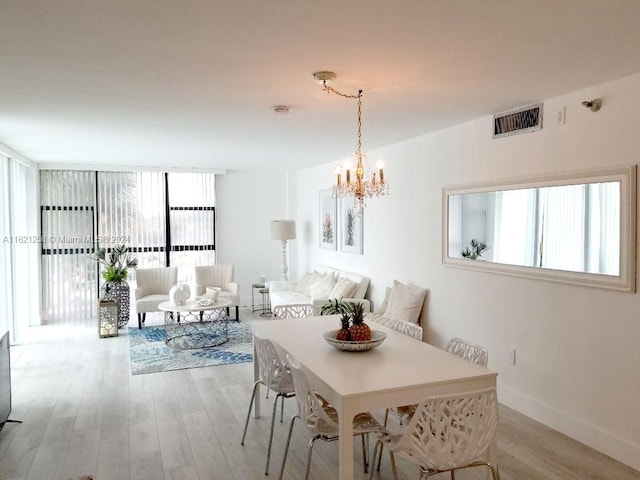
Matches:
[[508, 348, 517, 365], [557, 107, 566, 125]]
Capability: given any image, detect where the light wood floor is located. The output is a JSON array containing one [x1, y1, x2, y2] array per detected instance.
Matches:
[[0, 309, 638, 480]]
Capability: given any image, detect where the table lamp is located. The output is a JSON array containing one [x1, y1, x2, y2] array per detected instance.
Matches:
[[270, 220, 296, 280]]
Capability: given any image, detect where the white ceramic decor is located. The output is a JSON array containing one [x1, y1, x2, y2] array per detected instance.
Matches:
[[169, 283, 191, 306], [205, 286, 221, 301]]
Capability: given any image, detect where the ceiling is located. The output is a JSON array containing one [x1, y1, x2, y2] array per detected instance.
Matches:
[[2, 1, 640, 172]]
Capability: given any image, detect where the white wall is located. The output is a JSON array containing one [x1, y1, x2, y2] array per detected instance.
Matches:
[[215, 169, 298, 308], [295, 73, 640, 470]]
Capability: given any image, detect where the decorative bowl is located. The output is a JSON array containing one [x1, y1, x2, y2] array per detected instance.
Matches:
[[194, 297, 215, 307], [323, 330, 387, 352]]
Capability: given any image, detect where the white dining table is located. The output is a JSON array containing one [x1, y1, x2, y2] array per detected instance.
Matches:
[[251, 315, 498, 480]]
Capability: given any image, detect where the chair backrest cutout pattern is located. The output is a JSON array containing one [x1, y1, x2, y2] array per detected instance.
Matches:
[[272, 304, 314, 319], [394, 388, 498, 471], [445, 337, 488, 367], [254, 334, 291, 393], [287, 355, 337, 431]]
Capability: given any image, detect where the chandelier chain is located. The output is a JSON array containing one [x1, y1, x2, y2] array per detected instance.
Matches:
[[318, 76, 389, 208]]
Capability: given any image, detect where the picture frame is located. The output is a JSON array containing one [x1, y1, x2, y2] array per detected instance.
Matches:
[[319, 189, 337, 250], [339, 196, 364, 254]]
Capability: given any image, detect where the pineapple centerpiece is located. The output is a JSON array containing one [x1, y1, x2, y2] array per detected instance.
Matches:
[[321, 300, 372, 342], [321, 298, 351, 340], [322, 299, 384, 350], [348, 302, 371, 341]]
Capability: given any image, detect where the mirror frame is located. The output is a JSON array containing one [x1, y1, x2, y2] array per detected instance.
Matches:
[[442, 165, 637, 292]]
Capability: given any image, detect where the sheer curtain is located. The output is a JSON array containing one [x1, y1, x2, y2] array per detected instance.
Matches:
[[0, 153, 39, 342], [447, 194, 462, 257], [493, 188, 538, 267], [539, 184, 585, 271], [587, 182, 620, 274]]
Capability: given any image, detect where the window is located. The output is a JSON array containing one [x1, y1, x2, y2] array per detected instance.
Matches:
[[40, 170, 217, 321]]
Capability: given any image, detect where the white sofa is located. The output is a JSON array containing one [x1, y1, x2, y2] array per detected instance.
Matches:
[[268, 266, 370, 312]]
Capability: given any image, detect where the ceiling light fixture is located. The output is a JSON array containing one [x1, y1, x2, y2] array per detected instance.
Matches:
[[313, 71, 389, 209]]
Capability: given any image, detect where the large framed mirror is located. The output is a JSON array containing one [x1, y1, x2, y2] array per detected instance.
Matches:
[[443, 165, 636, 292]]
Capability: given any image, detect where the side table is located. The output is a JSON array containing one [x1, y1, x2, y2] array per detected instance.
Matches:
[[252, 283, 266, 313], [252, 283, 272, 316], [258, 287, 271, 317]]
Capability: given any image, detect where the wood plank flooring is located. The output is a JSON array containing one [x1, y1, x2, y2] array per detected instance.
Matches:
[[0, 309, 638, 480]]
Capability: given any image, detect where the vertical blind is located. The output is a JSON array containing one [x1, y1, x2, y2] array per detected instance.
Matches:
[[40, 170, 97, 321], [40, 170, 217, 321], [98, 171, 166, 270], [168, 173, 216, 282]]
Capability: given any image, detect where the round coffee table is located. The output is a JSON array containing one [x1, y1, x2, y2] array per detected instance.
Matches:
[[159, 298, 232, 350]]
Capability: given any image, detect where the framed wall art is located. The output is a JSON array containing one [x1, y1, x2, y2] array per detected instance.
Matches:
[[339, 196, 363, 254], [319, 189, 337, 250]]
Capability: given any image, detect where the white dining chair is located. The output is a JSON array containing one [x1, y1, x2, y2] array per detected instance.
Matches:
[[391, 337, 489, 425], [445, 337, 489, 367], [279, 353, 383, 480], [371, 387, 500, 480], [271, 303, 315, 319], [240, 332, 295, 475]]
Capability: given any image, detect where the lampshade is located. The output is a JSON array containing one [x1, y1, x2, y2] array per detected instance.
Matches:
[[270, 220, 296, 241]]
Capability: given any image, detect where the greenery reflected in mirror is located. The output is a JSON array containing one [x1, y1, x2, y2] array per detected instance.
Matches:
[[443, 165, 636, 292]]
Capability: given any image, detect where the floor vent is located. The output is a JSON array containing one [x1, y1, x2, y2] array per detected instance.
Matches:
[[493, 103, 543, 138]]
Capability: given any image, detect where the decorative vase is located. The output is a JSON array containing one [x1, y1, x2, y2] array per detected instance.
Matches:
[[170, 283, 191, 306], [101, 282, 130, 328]]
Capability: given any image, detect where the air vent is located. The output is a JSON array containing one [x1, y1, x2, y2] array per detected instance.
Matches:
[[493, 103, 543, 139]]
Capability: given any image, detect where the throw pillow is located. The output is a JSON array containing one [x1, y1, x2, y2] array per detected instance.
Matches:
[[294, 272, 314, 293], [379, 286, 393, 313], [383, 280, 427, 324], [304, 271, 325, 296], [309, 273, 336, 301], [328, 278, 357, 299]]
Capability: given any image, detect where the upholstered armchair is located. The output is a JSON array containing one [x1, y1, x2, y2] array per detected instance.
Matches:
[[134, 267, 178, 329], [194, 264, 240, 320]]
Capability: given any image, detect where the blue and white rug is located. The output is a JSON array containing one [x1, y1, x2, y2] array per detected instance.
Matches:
[[128, 322, 253, 375]]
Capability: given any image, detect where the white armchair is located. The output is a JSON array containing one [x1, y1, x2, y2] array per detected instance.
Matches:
[[195, 264, 240, 320], [134, 267, 178, 329]]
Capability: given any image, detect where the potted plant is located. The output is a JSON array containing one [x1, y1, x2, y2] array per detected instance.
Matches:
[[91, 244, 138, 327], [461, 238, 489, 260]]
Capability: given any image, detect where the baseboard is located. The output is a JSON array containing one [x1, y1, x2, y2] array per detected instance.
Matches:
[[499, 384, 640, 472]]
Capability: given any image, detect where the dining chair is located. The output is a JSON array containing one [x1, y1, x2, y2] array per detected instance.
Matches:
[[445, 337, 489, 367], [240, 332, 295, 475], [271, 303, 314, 319], [387, 337, 490, 427], [371, 387, 500, 480], [279, 354, 383, 480]]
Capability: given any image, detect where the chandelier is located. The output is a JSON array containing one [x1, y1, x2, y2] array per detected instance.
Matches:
[[314, 71, 389, 208]]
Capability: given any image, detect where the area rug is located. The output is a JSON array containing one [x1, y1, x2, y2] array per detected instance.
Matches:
[[128, 322, 253, 375]]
